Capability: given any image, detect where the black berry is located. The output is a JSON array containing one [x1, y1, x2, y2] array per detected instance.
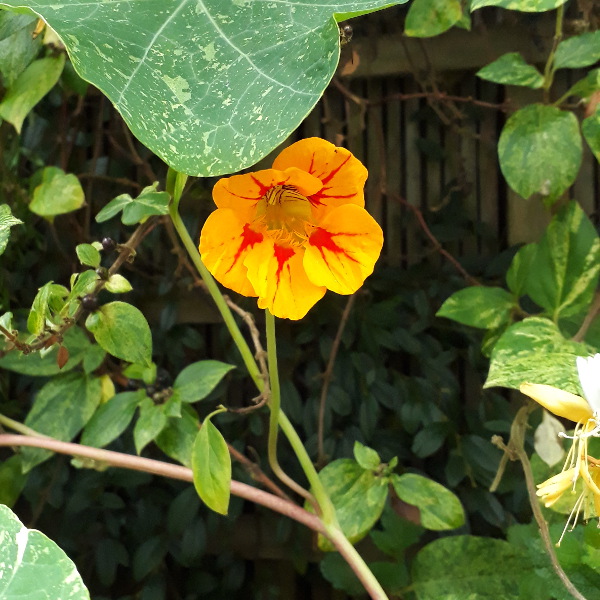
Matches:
[[101, 237, 116, 252]]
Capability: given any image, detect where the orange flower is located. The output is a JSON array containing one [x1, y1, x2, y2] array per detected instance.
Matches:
[[199, 138, 383, 319]]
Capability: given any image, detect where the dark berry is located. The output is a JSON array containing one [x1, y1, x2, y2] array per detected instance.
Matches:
[[101, 237, 116, 252], [80, 294, 99, 311]]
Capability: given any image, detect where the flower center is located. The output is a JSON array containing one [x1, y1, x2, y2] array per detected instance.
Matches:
[[255, 185, 313, 247]]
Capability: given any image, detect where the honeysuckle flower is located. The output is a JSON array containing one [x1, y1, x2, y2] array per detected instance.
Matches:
[[520, 353, 600, 541], [199, 138, 383, 320]]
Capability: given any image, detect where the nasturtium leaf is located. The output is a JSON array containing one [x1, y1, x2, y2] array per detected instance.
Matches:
[[391, 473, 465, 530], [436, 286, 516, 329], [484, 317, 592, 393], [411, 536, 528, 599], [582, 108, 600, 164], [81, 389, 146, 448], [404, 0, 462, 38], [85, 301, 152, 366], [0, 203, 22, 255], [192, 410, 231, 515], [353, 440, 381, 470], [134, 396, 169, 454], [525, 201, 600, 320], [498, 105, 582, 201], [29, 166, 85, 219], [506, 243, 537, 297], [476, 52, 544, 88], [0, 504, 90, 600], [0, 0, 406, 176], [554, 31, 600, 69], [156, 405, 200, 468], [96, 183, 169, 225], [313, 458, 389, 551], [172, 360, 235, 404], [22, 372, 102, 471], [104, 274, 133, 294], [0, 53, 64, 132], [75, 243, 101, 268], [470, 0, 568, 11]]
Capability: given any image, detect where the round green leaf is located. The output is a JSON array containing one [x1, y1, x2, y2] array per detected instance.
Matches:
[[192, 412, 231, 515], [436, 286, 516, 329], [75, 243, 101, 268], [476, 52, 544, 88], [104, 274, 133, 294], [554, 31, 600, 69], [0, 0, 407, 176], [85, 301, 152, 366], [29, 166, 85, 219], [0, 505, 90, 600], [471, 0, 568, 11], [391, 473, 465, 530], [405, 0, 462, 38], [498, 104, 582, 201], [353, 441, 381, 470]]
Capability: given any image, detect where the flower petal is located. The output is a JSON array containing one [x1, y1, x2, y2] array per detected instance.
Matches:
[[520, 383, 593, 423], [272, 138, 367, 213], [199, 208, 261, 297], [303, 204, 383, 295], [244, 240, 326, 320], [577, 354, 600, 414]]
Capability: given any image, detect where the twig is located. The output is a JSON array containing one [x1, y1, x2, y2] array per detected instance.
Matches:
[[572, 291, 600, 343], [491, 405, 587, 600], [316, 294, 356, 467]]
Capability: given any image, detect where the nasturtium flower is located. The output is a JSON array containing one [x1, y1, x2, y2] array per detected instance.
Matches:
[[199, 138, 383, 320], [520, 353, 600, 541]]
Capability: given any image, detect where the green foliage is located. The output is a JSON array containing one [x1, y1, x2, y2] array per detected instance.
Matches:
[[470, 0, 568, 11], [95, 183, 170, 225], [476, 52, 544, 88], [0, 505, 90, 600], [192, 409, 231, 515], [75, 243, 101, 268], [554, 31, 600, 69], [171, 360, 235, 403], [391, 473, 465, 530], [134, 396, 168, 454], [404, 0, 462, 38], [0, 203, 22, 255], [0, 0, 408, 176], [29, 166, 85, 219], [582, 108, 600, 163], [85, 301, 152, 366], [498, 105, 582, 201]]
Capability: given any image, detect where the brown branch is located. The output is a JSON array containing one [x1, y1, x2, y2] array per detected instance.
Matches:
[[0, 434, 324, 534], [572, 291, 600, 343], [317, 294, 357, 468], [491, 406, 587, 600], [395, 195, 480, 286]]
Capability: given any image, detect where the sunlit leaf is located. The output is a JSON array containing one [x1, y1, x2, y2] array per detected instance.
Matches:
[[29, 166, 85, 219], [405, 0, 462, 38], [476, 52, 544, 88], [554, 31, 600, 69]]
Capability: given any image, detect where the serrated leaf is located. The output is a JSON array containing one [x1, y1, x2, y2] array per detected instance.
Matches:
[[312, 458, 389, 550], [192, 411, 231, 515], [498, 105, 582, 201], [85, 301, 152, 366], [104, 273, 133, 294], [484, 317, 592, 392], [353, 440, 381, 470], [554, 31, 600, 69], [76, 243, 101, 268], [29, 166, 85, 219], [0, 53, 65, 132], [582, 107, 600, 164], [0, 203, 22, 255], [0, 0, 407, 176], [404, 0, 462, 38], [0, 505, 90, 600], [81, 389, 146, 448], [22, 372, 102, 471], [172, 360, 235, 404], [471, 0, 568, 11], [133, 396, 168, 454], [437, 286, 516, 329], [391, 473, 465, 530], [525, 201, 600, 320], [476, 52, 544, 88], [412, 536, 528, 599]]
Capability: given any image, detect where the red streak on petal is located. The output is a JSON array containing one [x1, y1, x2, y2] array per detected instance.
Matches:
[[273, 244, 295, 282], [320, 152, 352, 185], [309, 228, 359, 264], [250, 175, 274, 197], [225, 224, 263, 275]]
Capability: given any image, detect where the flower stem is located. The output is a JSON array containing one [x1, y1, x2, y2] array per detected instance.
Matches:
[[0, 413, 48, 437]]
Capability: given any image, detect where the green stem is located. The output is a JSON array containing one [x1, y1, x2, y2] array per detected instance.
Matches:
[[166, 169, 263, 391], [542, 4, 564, 102], [0, 413, 48, 438]]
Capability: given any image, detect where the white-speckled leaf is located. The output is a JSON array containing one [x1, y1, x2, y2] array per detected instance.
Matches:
[[0, 0, 406, 176], [0, 504, 90, 600], [484, 317, 593, 393]]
